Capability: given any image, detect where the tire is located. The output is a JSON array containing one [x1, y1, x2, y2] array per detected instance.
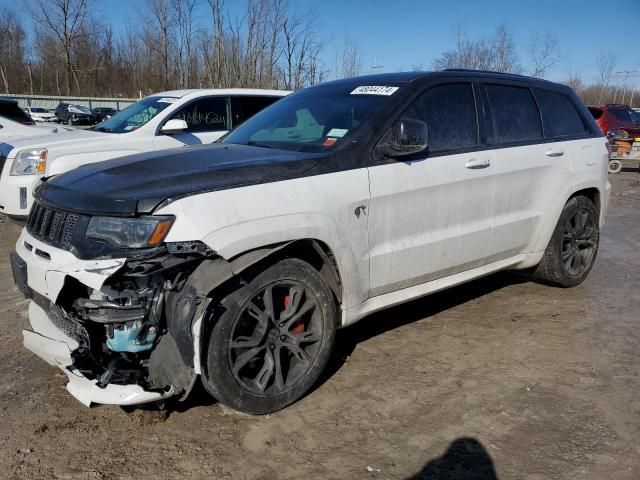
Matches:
[[533, 196, 599, 287], [202, 258, 337, 414], [608, 159, 622, 174]]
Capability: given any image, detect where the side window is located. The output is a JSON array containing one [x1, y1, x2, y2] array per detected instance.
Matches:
[[485, 84, 542, 143], [610, 107, 633, 124], [534, 89, 588, 138], [231, 96, 280, 128], [404, 83, 478, 152], [170, 97, 228, 132]]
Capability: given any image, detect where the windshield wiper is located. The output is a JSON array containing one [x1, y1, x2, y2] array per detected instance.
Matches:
[[246, 141, 277, 149], [93, 126, 114, 133]]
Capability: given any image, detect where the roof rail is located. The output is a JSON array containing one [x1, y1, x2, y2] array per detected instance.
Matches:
[[442, 68, 527, 77]]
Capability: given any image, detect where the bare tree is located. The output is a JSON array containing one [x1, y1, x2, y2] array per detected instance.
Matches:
[[529, 31, 561, 78], [143, 0, 175, 90], [28, 0, 89, 95], [341, 38, 360, 79], [432, 24, 520, 73], [172, 0, 198, 89], [0, 8, 27, 93]]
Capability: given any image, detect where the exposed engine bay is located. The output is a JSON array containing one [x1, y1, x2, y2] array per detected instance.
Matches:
[[26, 240, 217, 403]]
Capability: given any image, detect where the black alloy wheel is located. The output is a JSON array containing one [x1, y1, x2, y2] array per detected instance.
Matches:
[[202, 258, 337, 414]]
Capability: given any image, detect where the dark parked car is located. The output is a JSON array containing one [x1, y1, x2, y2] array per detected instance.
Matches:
[[0, 98, 35, 125], [91, 107, 117, 124], [54, 103, 92, 125]]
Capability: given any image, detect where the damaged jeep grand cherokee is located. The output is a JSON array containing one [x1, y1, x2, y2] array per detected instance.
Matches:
[[11, 71, 610, 414]]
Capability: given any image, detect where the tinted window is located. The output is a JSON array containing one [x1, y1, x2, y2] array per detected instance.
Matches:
[[588, 107, 604, 120], [404, 83, 478, 152], [231, 96, 281, 128], [534, 89, 588, 137], [610, 107, 634, 123], [0, 102, 34, 125], [486, 84, 542, 143], [171, 97, 228, 132]]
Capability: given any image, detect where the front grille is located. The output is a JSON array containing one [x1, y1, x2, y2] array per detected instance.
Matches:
[[26, 201, 81, 250]]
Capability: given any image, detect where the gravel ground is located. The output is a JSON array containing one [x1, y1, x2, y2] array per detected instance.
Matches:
[[0, 170, 638, 480]]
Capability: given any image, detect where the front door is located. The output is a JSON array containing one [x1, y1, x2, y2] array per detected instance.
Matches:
[[154, 96, 230, 150], [367, 82, 496, 297]]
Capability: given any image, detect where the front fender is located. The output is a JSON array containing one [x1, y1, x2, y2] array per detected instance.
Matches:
[[202, 213, 366, 309]]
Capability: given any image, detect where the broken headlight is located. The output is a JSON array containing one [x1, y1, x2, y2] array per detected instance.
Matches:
[[86, 216, 174, 248]]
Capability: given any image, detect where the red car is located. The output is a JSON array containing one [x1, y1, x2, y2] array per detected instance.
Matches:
[[588, 104, 640, 138]]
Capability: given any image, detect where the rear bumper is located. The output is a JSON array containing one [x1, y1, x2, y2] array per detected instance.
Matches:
[[24, 300, 173, 407]]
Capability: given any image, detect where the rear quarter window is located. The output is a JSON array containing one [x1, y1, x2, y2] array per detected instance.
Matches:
[[588, 107, 604, 120], [485, 84, 542, 144], [534, 89, 589, 138]]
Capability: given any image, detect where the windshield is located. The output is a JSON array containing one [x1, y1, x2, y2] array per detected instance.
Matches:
[[222, 84, 399, 152], [93, 96, 178, 133], [30, 107, 47, 113]]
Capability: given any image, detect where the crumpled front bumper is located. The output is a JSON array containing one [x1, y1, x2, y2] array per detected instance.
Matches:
[[17, 229, 174, 407], [24, 301, 173, 406]]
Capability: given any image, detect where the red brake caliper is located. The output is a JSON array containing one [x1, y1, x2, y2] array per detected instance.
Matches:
[[284, 294, 305, 333]]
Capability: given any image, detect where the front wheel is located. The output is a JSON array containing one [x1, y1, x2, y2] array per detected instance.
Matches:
[[202, 258, 337, 414], [533, 196, 599, 287]]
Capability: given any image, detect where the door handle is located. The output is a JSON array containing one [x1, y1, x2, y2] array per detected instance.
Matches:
[[464, 158, 490, 169], [545, 149, 565, 157]]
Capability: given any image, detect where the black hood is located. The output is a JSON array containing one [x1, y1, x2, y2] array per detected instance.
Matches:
[[37, 144, 324, 215]]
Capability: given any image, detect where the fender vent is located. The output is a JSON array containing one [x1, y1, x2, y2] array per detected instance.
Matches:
[[26, 201, 84, 250]]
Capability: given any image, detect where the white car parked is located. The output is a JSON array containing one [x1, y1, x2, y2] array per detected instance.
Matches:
[[25, 107, 57, 122], [0, 89, 289, 220], [12, 71, 609, 413], [0, 116, 70, 143]]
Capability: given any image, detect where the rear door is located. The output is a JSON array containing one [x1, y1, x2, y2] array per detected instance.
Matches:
[[154, 96, 230, 149], [482, 83, 574, 261], [230, 96, 281, 129], [367, 81, 496, 297]]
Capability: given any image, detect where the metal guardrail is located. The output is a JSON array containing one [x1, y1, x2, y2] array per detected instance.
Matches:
[[0, 94, 138, 111]]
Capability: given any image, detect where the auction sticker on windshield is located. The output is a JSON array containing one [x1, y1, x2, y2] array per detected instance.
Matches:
[[351, 86, 399, 95]]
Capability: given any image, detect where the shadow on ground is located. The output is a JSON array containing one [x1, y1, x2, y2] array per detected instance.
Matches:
[[406, 437, 499, 480]]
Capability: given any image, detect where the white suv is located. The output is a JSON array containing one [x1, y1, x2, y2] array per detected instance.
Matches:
[[0, 89, 289, 220], [11, 71, 609, 413]]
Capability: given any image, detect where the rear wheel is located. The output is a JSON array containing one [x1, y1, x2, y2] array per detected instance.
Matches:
[[608, 159, 622, 174], [533, 196, 599, 287], [202, 258, 337, 414]]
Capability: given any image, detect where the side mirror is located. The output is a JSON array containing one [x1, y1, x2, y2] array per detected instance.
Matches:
[[378, 117, 429, 158], [378, 117, 428, 158], [161, 119, 188, 134]]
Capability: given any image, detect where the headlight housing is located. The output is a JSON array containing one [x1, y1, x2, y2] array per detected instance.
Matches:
[[10, 148, 47, 176], [86, 216, 174, 248]]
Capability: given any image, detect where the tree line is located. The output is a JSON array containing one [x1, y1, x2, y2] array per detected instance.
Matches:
[[0, 1, 637, 107]]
